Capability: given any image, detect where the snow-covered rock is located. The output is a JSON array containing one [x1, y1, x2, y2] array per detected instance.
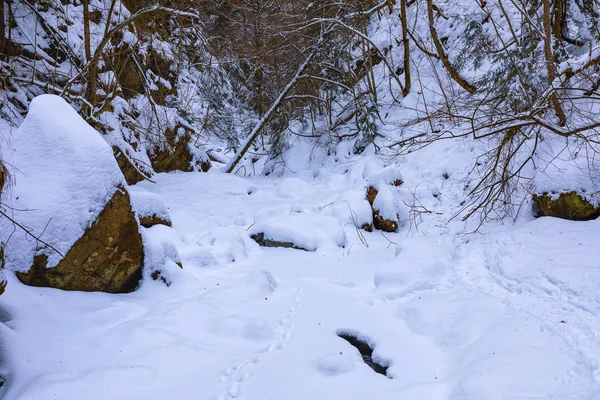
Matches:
[[0, 95, 143, 292], [249, 212, 347, 251], [130, 189, 173, 227]]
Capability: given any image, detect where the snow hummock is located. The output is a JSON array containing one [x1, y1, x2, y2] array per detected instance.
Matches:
[[129, 189, 171, 222], [249, 212, 347, 251], [332, 189, 373, 228], [0, 94, 125, 271]]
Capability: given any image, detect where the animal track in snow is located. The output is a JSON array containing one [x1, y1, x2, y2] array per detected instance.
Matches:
[[218, 284, 302, 399]]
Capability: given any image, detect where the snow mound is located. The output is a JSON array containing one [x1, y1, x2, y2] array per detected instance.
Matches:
[[533, 139, 600, 204], [249, 212, 347, 251], [372, 185, 403, 222], [316, 354, 356, 376], [332, 189, 373, 228], [129, 189, 171, 222], [142, 227, 183, 285], [366, 165, 404, 190], [373, 236, 451, 299], [201, 227, 248, 264], [0, 94, 125, 272], [275, 177, 315, 199]]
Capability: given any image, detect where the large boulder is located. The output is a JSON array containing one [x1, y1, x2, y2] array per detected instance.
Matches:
[[532, 192, 600, 221], [0, 95, 144, 293]]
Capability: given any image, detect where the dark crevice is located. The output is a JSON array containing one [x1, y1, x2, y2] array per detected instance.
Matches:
[[337, 331, 390, 378]]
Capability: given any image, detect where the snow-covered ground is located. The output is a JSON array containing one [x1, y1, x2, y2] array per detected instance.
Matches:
[[2, 166, 600, 399]]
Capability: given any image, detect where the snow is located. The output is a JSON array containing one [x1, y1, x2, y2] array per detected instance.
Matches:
[[249, 212, 347, 251], [1, 166, 600, 400], [129, 189, 172, 222], [331, 189, 373, 228], [0, 94, 125, 272]]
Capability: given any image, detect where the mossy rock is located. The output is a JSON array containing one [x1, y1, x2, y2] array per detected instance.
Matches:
[[532, 192, 600, 221], [16, 187, 144, 293]]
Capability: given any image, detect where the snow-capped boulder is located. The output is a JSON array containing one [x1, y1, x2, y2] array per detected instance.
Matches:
[[129, 189, 173, 228], [365, 166, 404, 232], [532, 192, 599, 221], [0, 95, 144, 293], [249, 212, 347, 251]]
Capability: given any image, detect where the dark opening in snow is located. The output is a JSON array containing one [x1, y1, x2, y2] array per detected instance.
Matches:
[[337, 331, 390, 377]]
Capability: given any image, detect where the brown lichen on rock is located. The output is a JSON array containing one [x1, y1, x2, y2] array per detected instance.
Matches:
[[365, 185, 399, 233], [532, 192, 600, 221], [366, 186, 378, 206], [373, 211, 398, 233], [139, 214, 172, 228], [16, 187, 144, 293], [113, 146, 145, 185]]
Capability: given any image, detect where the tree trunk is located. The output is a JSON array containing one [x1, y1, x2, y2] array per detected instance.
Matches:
[[400, 0, 411, 96], [0, 0, 5, 59], [426, 0, 476, 94], [225, 48, 318, 174], [83, 0, 96, 113], [543, 0, 567, 126]]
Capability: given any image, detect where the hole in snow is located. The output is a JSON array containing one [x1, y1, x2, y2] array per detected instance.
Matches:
[[337, 330, 390, 378]]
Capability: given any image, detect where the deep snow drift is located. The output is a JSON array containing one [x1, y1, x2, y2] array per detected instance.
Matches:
[[1, 154, 600, 399]]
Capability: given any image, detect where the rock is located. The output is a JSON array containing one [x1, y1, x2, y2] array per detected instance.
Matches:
[[251, 232, 307, 251], [113, 146, 145, 185], [16, 187, 144, 293], [129, 190, 172, 228], [0, 95, 145, 294], [365, 185, 399, 233], [0, 247, 6, 296], [532, 192, 600, 221], [150, 124, 211, 173], [0, 161, 6, 197], [366, 186, 378, 206], [139, 215, 172, 228], [372, 211, 399, 232], [249, 213, 347, 252]]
